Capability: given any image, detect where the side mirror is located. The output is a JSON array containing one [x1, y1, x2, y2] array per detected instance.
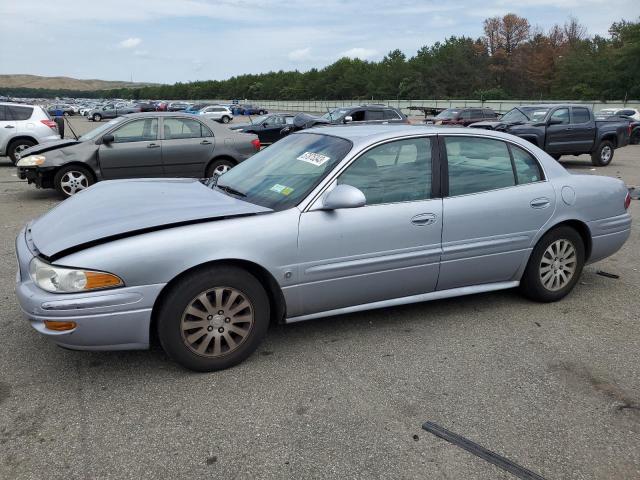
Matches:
[[344, 115, 353, 123], [322, 184, 366, 210], [548, 118, 563, 126], [102, 134, 115, 144]]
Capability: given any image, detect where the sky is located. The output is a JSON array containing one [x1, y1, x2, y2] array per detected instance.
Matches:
[[1, 0, 639, 84]]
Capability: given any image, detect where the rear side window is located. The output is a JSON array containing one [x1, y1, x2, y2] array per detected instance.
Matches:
[[618, 109, 635, 116], [384, 109, 401, 120], [483, 110, 498, 118], [163, 118, 206, 139], [511, 145, 543, 184], [572, 107, 590, 124], [445, 136, 515, 196], [7, 105, 33, 121], [0, 106, 6, 121], [365, 110, 384, 121]]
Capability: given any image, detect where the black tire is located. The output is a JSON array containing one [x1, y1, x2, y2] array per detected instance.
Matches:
[[591, 140, 614, 166], [92, 113, 102, 122], [551, 154, 562, 161], [7, 139, 36, 165], [63, 112, 70, 117], [53, 164, 95, 197], [630, 130, 640, 145], [221, 115, 231, 124], [259, 110, 266, 115], [520, 226, 585, 302], [157, 266, 270, 372], [206, 158, 235, 177]]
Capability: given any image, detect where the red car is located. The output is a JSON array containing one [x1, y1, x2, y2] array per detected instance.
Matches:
[[428, 107, 498, 126]]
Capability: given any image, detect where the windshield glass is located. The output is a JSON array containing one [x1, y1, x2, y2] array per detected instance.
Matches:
[[215, 133, 352, 210], [501, 107, 551, 123], [435, 109, 459, 119], [249, 115, 269, 124], [321, 109, 348, 121], [78, 118, 124, 141]]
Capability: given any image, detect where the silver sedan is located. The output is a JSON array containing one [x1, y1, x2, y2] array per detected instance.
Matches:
[[15, 125, 632, 371]]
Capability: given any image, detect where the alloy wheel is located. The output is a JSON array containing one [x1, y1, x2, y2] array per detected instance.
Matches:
[[214, 164, 230, 176], [180, 287, 254, 357], [601, 145, 612, 163], [539, 239, 577, 291], [60, 171, 89, 196]]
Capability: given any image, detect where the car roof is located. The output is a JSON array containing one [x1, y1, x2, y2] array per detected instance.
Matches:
[[0, 101, 36, 108]]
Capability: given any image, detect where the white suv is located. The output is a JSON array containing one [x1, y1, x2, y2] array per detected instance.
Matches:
[[0, 103, 61, 164], [198, 105, 234, 123]]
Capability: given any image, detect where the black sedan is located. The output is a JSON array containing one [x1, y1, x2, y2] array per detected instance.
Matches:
[[229, 113, 295, 145]]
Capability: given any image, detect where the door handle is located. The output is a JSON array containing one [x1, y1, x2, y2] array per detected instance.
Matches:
[[200, 140, 212, 145], [411, 213, 437, 226], [530, 198, 550, 209], [147, 143, 160, 148], [4, 125, 14, 129]]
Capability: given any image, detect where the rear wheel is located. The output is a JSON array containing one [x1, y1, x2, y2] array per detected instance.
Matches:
[[221, 115, 231, 124], [591, 140, 614, 166], [157, 266, 270, 371], [206, 158, 235, 177], [7, 139, 36, 164], [520, 226, 585, 302], [54, 165, 94, 197], [630, 129, 640, 145]]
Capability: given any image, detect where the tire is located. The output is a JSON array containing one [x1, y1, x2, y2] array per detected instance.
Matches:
[[92, 113, 102, 122], [259, 110, 266, 115], [591, 140, 614, 166], [551, 154, 562, 161], [631, 130, 640, 145], [157, 266, 270, 372], [206, 158, 235, 177], [7, 139, 36, 165], [53, 165, 94, 197], [63, 112, 70, 117], [519, 226, 585, 302], [221, 116, 231, 124]]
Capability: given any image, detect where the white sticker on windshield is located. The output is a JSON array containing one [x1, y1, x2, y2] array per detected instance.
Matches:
[[297, 151, 330, 167]]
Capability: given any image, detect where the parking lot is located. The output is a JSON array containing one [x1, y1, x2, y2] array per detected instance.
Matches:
[[0, 118, 638, 479]]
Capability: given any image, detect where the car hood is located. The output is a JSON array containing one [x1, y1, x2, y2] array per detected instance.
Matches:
[[229, 123, 252, 130], [20, 139, 81, 157], [29, 178, 272, 259]]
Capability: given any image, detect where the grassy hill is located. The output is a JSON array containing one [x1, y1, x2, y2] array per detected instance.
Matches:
[[0, 74, 160, 91]]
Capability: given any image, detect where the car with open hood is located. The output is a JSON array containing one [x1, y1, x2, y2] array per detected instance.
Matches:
[[15, 125, 631, 371], [16, 112, 260, 197]]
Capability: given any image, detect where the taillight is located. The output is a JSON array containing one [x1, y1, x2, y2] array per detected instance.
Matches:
[[251, 138, 261, 151], [41, 119, 57, 131], [628, 124, 633, 137], [624, 191, 631, 210]]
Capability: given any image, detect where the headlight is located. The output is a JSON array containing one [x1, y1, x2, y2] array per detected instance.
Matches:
[[17, 155, 46, 167], [29, 257, 123, 293]]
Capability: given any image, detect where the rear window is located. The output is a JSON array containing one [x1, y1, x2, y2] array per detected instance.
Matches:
[[384, 109, 401, 120], [7, 105, 33, 121], [572, 107, 590, 124]]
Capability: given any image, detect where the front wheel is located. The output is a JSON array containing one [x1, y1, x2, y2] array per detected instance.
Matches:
[[221, 116, 231, 124], [54, 165, 94, 197], [206, 158, 235, 177], [92, 113, 102, 122], [157, 266, 270, 371], [591, 140, 614, 166], [520, 226, 585, 302]]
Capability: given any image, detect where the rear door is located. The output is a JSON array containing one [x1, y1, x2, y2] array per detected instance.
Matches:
[[439, 134, 555, 290], [0, 106, 16, 154], [364, 109, 385, 124], [161, 117, 215, 177], [545, 107, 572, 153], [569, 107, 596, 152], [98, 117, 162, 179]]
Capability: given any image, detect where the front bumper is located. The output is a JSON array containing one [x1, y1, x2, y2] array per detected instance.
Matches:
[[15, 227, 166, 350], [17, 166, 56, 189]]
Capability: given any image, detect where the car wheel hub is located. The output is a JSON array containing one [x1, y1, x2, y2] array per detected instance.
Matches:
[[601, 146, 612, 162], [60, 171, 89, 195], [214, 165, 230, 175], [539, 239, 577, 291], [180, 287, 254, 358]]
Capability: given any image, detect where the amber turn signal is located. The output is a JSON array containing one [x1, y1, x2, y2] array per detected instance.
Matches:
[[85, 272, 123, 290], [44, 320, 77, 331]]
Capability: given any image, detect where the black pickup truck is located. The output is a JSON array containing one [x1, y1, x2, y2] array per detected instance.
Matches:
[[469, 104, 631, 166]]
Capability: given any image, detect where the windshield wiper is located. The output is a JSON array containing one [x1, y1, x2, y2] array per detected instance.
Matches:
[[216, 184, 246, 198]]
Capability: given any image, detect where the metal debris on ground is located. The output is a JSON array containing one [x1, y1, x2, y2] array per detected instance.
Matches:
[[596, 270, 620, 279]]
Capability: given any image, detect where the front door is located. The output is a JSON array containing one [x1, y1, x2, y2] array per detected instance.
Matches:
[[98, 117, 162, 179], [161, 117, 215, 177], [545, 107, 572, 153], [295, 136, 442, 316], [439, 135, 555, 290]]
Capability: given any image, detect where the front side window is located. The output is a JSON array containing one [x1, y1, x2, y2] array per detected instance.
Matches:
[[550, 108, 570, 125], [572, 107, 590, 124], [112, 118, 158, 143], [445, 136, 515, 196], [436, 109, 459, 120], [163, 118, 204, 139], [511, 145, 543, 184], [349, 110, 366, 122], [338, 138, 432, 205]]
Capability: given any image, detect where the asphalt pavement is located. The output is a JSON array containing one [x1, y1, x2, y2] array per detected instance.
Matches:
[[0, 118, 638, 479]]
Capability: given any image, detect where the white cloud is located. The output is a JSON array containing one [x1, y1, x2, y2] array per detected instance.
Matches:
[[288, 47, 312, 62], [118, 37, 141, 49], [339, 47, 378, 60]]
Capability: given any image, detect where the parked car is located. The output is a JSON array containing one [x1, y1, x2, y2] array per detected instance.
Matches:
[[47, 104, 75, 116], [16, 112, 260, 196], [426, 107, 499, 126], [597, 108, 640, 121], [229, 113, 294, 144], [469, 104, 631, 166], [135, 102, 157, 112], [197, 105, 234, 124], [321, 104, 408, 124], [184, 103, 210, 114], [87, 103, 140, 122], [14, 125, 631, 371], [0, 102, 60, 164], [238, 104, 267, 115], [167, 102, 192, 112]]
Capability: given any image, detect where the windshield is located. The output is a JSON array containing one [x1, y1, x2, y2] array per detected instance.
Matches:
[[78, 118, 124, 141], [501, 107, 551, 123], [250, 115, 269, 124], [215, 133, 352, 210], [435, 109, 459, 120], [321, 109, 348, 121]]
